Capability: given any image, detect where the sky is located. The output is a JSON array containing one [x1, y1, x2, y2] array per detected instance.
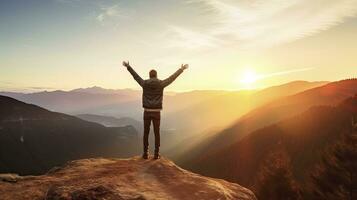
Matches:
[[1, 0, 357, 92]]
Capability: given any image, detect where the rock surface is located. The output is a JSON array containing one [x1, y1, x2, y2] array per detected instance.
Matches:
[[0, 157, 256, 200]]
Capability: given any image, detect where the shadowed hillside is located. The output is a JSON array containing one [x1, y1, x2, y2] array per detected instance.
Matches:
[[175, 79, 357, 165], [0, 96, 140, 175], [0, 157, 256, 200], [182, 94, 357, 188]]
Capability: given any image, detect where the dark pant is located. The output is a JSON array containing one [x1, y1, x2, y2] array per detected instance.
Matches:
[[143, 111, 161, 153]]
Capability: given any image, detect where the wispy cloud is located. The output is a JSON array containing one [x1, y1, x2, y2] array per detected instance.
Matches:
[[240, 67, 315, 84], [169, 0, 357, 50], [0, 85, 57, 93], [164, 25, 223, 49], [259, 67, 315, 79], [0, 80, 56, 91], [96, 4, 126, 22]]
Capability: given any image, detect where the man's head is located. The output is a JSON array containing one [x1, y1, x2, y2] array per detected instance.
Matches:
[[149, 69, 157, 78]]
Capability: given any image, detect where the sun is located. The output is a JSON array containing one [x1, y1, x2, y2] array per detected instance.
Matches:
[[240, 69, 259, 85]]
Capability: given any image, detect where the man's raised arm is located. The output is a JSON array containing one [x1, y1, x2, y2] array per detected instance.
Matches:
[[123, 61, 144, 87], [161, 64, 188, 88]]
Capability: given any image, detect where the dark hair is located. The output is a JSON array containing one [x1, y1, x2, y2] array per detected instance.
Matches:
[[149, 69, 157, 78]]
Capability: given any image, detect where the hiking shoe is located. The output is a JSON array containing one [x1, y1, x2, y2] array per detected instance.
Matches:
[[154, 153, 160, 160], [142, 152, 149, 159]]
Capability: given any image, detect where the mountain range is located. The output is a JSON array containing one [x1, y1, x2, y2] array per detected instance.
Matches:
[[1, 78, 357, 200], [174, 79, 357, 164], [0, 95, 140, 175], [178, 79, 357, 189], [0, 81, 328, 143]]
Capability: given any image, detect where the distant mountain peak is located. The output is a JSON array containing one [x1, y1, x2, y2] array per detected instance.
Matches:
[[0, 157, 256, 200], [70, 86, 110, 94], [69, 86, 140, 95]]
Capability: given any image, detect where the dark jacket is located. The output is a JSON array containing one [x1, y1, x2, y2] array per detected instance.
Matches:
[[127, 66, 184, 109]]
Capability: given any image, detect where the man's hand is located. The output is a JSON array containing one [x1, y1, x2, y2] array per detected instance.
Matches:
[[122, 61, 130, 68], [181, 64, 189, 70]]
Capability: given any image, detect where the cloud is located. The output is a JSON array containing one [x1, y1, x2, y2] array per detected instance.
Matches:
[[164, 25, 224, 49], [240, 67, 315, 84], [0, 80, 55, 91], [170, 0, 357, 50], [259, 67, 315, 79], [96, 4, 125, 22]]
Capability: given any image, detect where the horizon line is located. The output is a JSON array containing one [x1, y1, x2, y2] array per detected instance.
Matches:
[[0, 79, 334, 94]]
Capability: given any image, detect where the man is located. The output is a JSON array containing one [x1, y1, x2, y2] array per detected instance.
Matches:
[[123, 61, 188, 159]]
